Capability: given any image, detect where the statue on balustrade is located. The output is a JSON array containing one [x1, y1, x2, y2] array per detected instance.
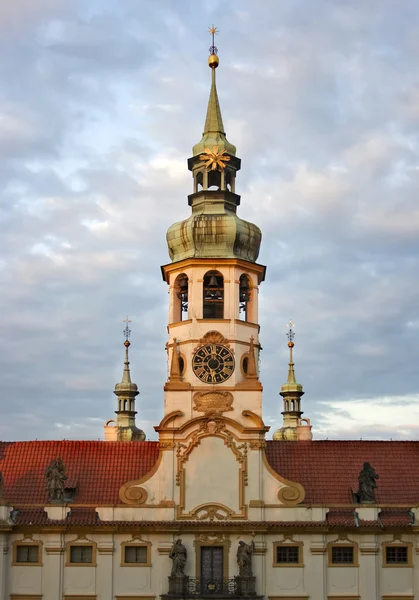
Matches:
[[170, 538, 187, 577], [237, 540, 254, 577]]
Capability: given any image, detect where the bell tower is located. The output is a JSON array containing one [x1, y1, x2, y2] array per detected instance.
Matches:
[[161, 32, 266, 428]]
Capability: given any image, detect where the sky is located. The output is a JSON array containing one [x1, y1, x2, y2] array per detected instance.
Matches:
[[1, 0, 419, 441]]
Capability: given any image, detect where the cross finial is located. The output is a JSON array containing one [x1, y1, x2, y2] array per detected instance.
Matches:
[[208, 25, 218, 56], [286, 319, 295, 344], [123, 316, 132, 342]]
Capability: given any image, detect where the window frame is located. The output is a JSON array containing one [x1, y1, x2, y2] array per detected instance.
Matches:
[[273, 542, 303, 567], [382, 542, 412, 568], [66, 542, 97, 567], [328, 542, 359, 567], [12, 540, 43, 566], [121, 542, 152, 567]]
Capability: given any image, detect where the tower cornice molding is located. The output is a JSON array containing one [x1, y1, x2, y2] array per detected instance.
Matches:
[[161, 257, 266, 284]]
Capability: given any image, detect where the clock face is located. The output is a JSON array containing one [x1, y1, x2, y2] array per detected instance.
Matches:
[[192, 344, 235, 384]]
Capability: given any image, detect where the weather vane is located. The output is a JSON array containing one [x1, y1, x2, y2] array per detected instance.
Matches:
[[123, 316, 132, 341], [286, 319, 295, 344], [208, 25, 218, 55]]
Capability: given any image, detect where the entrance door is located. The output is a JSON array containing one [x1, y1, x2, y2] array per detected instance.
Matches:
[[200, 546, 224, 593]]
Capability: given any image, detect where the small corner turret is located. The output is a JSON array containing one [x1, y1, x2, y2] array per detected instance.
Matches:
[[104, 317, 145, 442], [273, 320, 312, 441]]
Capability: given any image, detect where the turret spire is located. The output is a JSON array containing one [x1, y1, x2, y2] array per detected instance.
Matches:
[[285, 321, 297, 385], [112, 317, 145, 441], [192, 27, 236, 157], [121, 317, 133, 384], [273, 320, 310, 441]]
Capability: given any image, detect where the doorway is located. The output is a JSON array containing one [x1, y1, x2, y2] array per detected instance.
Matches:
[[200, 546, 224, 593]]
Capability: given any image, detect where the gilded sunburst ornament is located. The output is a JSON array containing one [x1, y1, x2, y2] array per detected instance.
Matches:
[[199, 146, 231, 171]]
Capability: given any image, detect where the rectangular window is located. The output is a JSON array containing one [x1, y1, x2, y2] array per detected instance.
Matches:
[[16, 545, 39, 563], [70, 545, 93, 564], [386, 546, 408, 564], [124, 545, 148, 564], [276, 545, 300, 564], [331, 545, 354, 564]]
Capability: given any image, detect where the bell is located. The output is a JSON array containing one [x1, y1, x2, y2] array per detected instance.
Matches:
[[207, 274, 219, 288], [178, 276, 188, 293], [239, 277, 251, 303]]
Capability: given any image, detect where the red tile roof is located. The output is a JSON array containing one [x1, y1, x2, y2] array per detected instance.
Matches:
[[326, 509, 356, 527], [11, 507, 100, 526], [265, 440, 419, 504], [1, 439, 419, 509], [0, 440, 159, 505]]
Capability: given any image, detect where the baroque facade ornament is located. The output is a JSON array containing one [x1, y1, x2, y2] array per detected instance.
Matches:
[[193, 391, 234, 415], [193, 330, 230, 353], [123, 486, 148, 505], [196, 533, 229, 545], [190, 503, 234, 521], [175, 419, 249, 519]]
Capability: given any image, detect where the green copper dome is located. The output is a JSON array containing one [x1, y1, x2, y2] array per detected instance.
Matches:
[[167, 209, 261, 262]]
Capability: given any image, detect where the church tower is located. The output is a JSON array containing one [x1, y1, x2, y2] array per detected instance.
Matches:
[[161, 33, 266, 427]]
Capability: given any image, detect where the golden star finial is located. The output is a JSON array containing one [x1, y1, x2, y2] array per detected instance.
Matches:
[[199, 146, 231, 171]]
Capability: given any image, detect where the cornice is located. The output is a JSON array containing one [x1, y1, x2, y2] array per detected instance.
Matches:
[[161, 258, 266, 283]]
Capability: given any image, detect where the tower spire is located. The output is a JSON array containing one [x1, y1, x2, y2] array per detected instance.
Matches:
[[273, 320, 308, 441], [113, 317, 145, 441], [192, 26, 236, 157]]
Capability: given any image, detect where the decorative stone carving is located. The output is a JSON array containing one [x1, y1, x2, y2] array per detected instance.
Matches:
[[249, 440, 267, 450], [193, 391, 234, 415], [357, 462, 379, 503], [237, 541, 254, 577], [196, 533, 229, 545], [190, 503, 234, 521], [277, 483, 304, 505], [123, 486, 148, 504], [193, 330, 230, 352], [169, 539, 187, 576], [45, 458, 67, 503]]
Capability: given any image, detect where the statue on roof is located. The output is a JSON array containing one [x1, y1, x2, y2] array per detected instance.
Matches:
[[45, 458, 67, 503], [169, 539, 187, 577], [357, 461, 379, 503], [237, 540, 254, 577]]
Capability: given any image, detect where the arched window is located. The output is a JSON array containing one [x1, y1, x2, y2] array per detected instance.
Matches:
[[174, 273, 189, 322], [203, 270, 224, 319], [239, 274, 252, 321]]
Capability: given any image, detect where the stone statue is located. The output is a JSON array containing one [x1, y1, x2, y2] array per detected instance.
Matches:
[[237, 540, 254, 577], [45, 458, 67, 503], [169, 539, 187, 576], [357, 461, 379, 503]]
